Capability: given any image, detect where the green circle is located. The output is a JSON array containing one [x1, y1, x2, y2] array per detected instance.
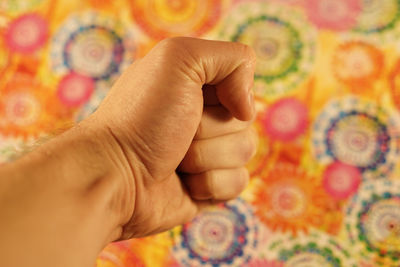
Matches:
[[232, 15, 302, 84]]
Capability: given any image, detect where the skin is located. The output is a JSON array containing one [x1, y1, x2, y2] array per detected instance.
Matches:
[[0, 37, 258, 267]]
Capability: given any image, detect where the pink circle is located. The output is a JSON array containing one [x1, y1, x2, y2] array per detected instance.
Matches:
[[57, 72, 94, 107], [304, 0, 361, 31], [261, 98, 308, 141], [4, 13, 48, 54], [323, 161, 361, 200]]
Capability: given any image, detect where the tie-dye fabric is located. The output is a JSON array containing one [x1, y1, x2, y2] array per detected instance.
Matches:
[[1, 0, 400, 266]]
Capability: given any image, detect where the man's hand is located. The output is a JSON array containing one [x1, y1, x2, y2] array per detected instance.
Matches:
[[93, 37, 258, 238], [0, 37, 257, 267]]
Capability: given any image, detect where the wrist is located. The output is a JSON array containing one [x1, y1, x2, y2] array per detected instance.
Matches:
[[18, 116, 136, 241], [66, 116, 137, 241], [0, 117, 137, 266]]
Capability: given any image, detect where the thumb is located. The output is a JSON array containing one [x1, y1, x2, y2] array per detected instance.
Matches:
[[150, 37, 257, 121], [215, 60, 256, 121], [95, 37, 257, 179]]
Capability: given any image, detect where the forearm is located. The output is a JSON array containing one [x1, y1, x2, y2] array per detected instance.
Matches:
[[0, 118, 134, 267], [0, 37, 257, 267]]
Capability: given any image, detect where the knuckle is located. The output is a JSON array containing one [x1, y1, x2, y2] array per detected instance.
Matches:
[[250, 126, 259, 148], [235, 42, 256, 63], [155, 37, 204, 84], [206, 169, 249, 201], [244, 118, 254, 129], [241, 128, 258, 163], [153, 38, 189, 66], [207, 171, 218, 199], [232, 169, 247, 193], [247, 45, 257, 62], [223, 168, 249, 200], [237, 168, 250, 192], [186, 173, 210, 200], [180, 141, 207, 173], [157, 37, 185, 53]]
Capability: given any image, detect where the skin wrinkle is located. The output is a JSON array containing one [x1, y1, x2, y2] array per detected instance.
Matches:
[[242, 127, 258, 163], [194, 106, 254, 140], [155, 38, 205, 85], [102, 124, 137, 229], [180, 128, 257, 173], [177, 49, 206, 86], [161, 178, 189, 227], [122, 178, 151, 239], [0, 38, 257, 267]]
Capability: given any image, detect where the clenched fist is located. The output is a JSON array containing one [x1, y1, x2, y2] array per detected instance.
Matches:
[[0, 37, 257, 267], [95, 37, 258, 238]]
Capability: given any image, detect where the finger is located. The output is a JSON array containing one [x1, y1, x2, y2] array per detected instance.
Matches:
[[152, 37, 256, 121], [198, 40, 256, 121], [216, 62, 255, 122], [195, 106, 253, 139], [187, 39, 256, 121], [179, 128, 258, 173], [182, 168, 249, 201]]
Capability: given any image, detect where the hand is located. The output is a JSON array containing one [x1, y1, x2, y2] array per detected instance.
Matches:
[[92, 37, 258, 239]]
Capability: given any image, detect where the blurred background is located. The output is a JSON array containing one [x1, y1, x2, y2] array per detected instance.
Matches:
[[1, 0, 400, 266]]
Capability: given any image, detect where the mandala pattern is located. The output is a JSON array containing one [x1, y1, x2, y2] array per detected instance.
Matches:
[[346, 180, 400, 265], [354, 0, 400, 33], [305, 0, 362, 31], [220, 2, 317, 100], [312, 96, 400, 179], [51, 12, 135, 80], [323, 161, 362, 200], [4, 13, 48, 53], [171, 198, 258, 267], [261, 97, 308, 142], [3, 1, 400, 266], [349, 0, 400, 43], [0, 74, 51, 138], [268, 231, 357, 266], [129, 0, 223, 39], [332, 41, 384, 89], [252, 163, 340, 235]]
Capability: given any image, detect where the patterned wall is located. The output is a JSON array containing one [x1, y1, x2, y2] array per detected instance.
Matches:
[[1, 0, 400, 266]]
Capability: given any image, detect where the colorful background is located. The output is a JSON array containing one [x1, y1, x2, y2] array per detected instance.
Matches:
[[1, 0, 400, 266]]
